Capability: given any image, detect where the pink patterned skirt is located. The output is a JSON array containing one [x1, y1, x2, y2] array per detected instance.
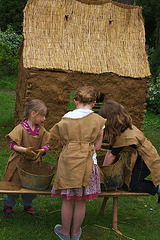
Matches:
[[51, 164, 101, 200]]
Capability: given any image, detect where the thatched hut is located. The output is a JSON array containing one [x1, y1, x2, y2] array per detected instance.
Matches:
[[15, 0, 151, 130]]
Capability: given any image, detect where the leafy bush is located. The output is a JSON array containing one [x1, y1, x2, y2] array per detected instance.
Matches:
[[146, 46, 160, 114], [0, 73, 17, 90], [147, 75, 160, 114], [0, 0, 27, 32], [148, 46, 160, 79], [0, 25, 22, 78]]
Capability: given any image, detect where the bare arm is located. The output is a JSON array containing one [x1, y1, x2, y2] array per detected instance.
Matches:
[[103, 150, 116, 166], [13, 144, 27, 153], [94, 129, 104, 151], [13, 145, 37, 159]]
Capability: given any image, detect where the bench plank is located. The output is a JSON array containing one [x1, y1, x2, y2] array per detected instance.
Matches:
[[0, 184, 150, 230], [0, 186, 52, 195], [98, 190, 150, 197], [0, 186, 150, 197]]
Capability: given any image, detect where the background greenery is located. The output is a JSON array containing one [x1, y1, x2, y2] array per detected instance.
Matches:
[[0, 25, 22, 81]]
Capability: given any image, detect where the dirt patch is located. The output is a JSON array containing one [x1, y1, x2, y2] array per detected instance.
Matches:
[[0, 90, 16, 94]]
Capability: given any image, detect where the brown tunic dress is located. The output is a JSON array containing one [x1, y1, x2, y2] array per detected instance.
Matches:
[[49, 112, 106, 190], [3, 124, 50, 184], [112, 125, 160, 188]]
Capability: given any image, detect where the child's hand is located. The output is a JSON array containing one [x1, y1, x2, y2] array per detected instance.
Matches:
[[35, 149, 45, 160], [25, 147, 37, 160]]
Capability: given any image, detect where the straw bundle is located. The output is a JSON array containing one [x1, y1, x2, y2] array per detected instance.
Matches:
[[23, 0, 150, 78]]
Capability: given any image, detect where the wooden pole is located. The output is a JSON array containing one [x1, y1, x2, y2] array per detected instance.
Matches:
[[112, 197, 118, 230], [99, 197, 109, 216]]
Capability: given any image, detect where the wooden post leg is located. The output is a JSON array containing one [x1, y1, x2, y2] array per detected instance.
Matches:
[[112, 197, 118, 230], [99, 197, 109, 216]]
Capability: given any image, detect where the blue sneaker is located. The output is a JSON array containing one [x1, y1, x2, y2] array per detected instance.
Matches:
[[71, 228, 82, 240], [54, 224, 70, 240]]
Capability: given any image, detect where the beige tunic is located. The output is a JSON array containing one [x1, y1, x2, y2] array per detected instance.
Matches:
[[50, 112, 106, 190], [3, 124, 50, 184], [112, 125, 160, 187]]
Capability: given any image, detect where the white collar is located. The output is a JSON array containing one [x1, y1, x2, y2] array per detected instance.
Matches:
[[63, 109, 93, 119]]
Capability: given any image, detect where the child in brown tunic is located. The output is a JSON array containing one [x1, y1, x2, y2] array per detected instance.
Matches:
[[50, 86, 106, 240], [2, 99, 50, 218], [99, 100, 160, 201]]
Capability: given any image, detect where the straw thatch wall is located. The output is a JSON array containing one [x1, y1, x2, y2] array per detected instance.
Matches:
[[23, 0, 150, 78], [15, 0, 150, 131]]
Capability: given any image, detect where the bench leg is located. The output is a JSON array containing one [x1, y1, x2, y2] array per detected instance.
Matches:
[[99, 197, 109, 216], [112, 197, 118, 230]]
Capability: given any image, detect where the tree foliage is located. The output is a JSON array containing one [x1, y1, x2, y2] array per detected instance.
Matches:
[[147, 75, 160, 114], [0, 25, 22, 78], [135, 0, 160, 47], [0, 0, 27, 33], [148, 46, 160, 79]]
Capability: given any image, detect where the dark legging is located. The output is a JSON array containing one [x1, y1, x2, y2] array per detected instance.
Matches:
[[123, 159, 158, 196]]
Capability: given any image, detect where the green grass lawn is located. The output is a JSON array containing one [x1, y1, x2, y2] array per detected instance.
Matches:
[[0, 91, 160, 240]]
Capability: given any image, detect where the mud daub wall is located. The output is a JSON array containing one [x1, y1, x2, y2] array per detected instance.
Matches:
[[15, 56, 149, 131]]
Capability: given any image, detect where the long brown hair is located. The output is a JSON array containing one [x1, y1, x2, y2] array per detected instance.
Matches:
[[99, 100, 132, 142]]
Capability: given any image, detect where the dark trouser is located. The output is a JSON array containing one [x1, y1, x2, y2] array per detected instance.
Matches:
[[123, 159, 158, 196], [3, 194, 36, 207]]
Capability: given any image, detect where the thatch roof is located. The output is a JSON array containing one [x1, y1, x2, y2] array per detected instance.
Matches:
[[23, 0, 151, 78]]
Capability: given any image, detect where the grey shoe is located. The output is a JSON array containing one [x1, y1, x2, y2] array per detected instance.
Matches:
[[54, 224, 70, 240], [71, 228, 82, 240]]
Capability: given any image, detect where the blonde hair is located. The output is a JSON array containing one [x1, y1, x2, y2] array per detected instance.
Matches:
[[74, 86, 97, 105], [23, 99, 47, 120], [99, 100, 132, 142]]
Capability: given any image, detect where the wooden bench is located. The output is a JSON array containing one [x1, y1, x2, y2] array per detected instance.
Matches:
[[98, 190, 150, 230], [0, 185, 150, 230]]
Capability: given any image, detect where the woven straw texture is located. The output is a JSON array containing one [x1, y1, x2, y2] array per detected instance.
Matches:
[[23, 0, 150, 78]]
